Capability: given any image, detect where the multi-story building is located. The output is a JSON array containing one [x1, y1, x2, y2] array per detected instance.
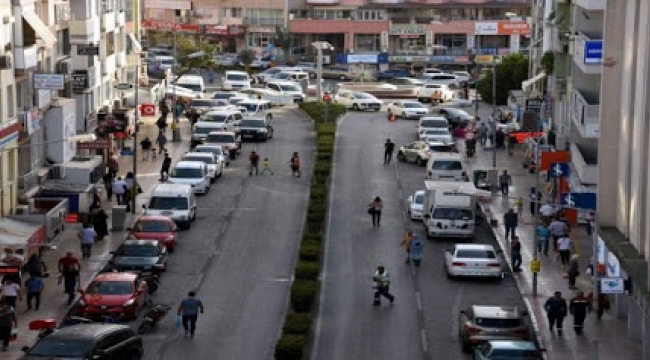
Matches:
[[598, 0, 650, 356], [0, 1, 18, 216]]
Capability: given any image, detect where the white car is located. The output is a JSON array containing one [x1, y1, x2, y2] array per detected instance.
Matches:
[[397, 140, 432, 166], [386, 101, 429, 119], [418, 116, 450, 136], [419, 129, 453, 144], [266, 81, 305, 103], [444, 244, 503, 279], [222, 71, 251, 91], [407, 190, 426, 221], [416, 83, 456, 103], [182, 152, 223, 183], [194, 144, 230, 166], [334, 91, 382, 111], [254, 67, 297, 83], [168, 161, 211, 194], [453, 71, 472, 83]]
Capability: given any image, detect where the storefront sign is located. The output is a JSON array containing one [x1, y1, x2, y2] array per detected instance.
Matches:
[[204, 25, 228, 35], [584, 40, 603, 65], [475, 22, 498, 35], [497, 21, 530, 35], [430, 56, 456, 63], [97, 114, 127, 135], [389, 24, 426, 36], [607, 251, 621, 277], [475, 55, 495, 63], [33, 74, 65, 90], [0, 120, 19, 149], [71, 68, 97, 90], [600, 277, 624, 294], [142, 20, 199, 33], [347, 54, 378, 64], [227, 25, 246, 36], [389, 55, 429, 63], [77, 138, 110, 150]]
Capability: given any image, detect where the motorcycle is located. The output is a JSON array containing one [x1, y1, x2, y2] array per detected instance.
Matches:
[[137, 304, 171, 334]]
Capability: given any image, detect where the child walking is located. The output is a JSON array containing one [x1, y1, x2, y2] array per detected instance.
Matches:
[[261, 158, 274, 175]]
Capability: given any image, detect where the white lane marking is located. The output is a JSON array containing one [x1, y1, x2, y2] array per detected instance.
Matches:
[[450, 286, 465, 339], [420, 329, 429, 353], [415, 292, 423, 312]]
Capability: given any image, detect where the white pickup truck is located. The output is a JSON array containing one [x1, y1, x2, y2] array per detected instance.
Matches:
[[416, 83, 456, 104]]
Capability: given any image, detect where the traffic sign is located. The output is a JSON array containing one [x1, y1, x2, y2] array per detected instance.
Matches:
[[600, 277, 625, 294], [115, 83, 134, 90], [561, 192, 597, 211], [549, 162, 569, 178], [77, 45, 100, 56], [323, 94, 331, 103]]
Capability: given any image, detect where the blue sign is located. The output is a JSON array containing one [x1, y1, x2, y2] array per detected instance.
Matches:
[[347, 54, 378, 64], [475, 48, 499, 55], [549, 162, 570, 178], [431, 56, 456, 63], [561, 192, 597, 211], [584, 40, 603, 65]]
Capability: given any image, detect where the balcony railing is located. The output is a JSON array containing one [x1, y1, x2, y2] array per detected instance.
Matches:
[[574, 34, 602, 75], [370, 0, 405, 4], [570, 143, 598, 185], [570, 89, 600, 139], [244, 17, 284, 27]]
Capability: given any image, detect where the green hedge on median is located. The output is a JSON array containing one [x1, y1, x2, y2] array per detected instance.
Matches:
[[299, 241, 321, 261], [291, 279, 318, 313], [295, 261, 320, 281], [282, 313, 313, 335], [275, 334, 308, 360], [299, 101, 347, 123]]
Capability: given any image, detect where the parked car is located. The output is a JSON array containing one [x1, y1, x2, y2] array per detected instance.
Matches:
[[419, 129, 453, 144], [334, 91, 382, 111], [182, 152, 223, 182], [266, 81, 305, 103], [416, 83, 456, 103], [407, 190, 426, 221], [238, 117, 274, 141], [422, 73, 460, 86], [459, 305, 531, 352], [453, 71, 472, 82], [397, 140, 432, 166], [109, 239, 168, 274], [375, 68, 412, 80], [205, 131, 242, 159], [128, 215, 178, 251], [473, 340, 544, 360], [435, 107, 473, 127], [444, 244, 503, 279], [212, 91, 241, 104], [321, 66, 359, 80], [77, 272, 149, 320], [418, 116, 450, 136], [255, 67, 294, 84], [22, 324, 143, 359], [194, 144, 229, 166], [190, 99, 222, 114], [386, 101, 430, 119], [167, 161, 211, 194], [384, 77, 424, 90], [222, 70, 251, 91], [214, 54, 238, 67]]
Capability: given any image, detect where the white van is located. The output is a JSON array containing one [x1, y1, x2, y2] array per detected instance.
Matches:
[[423, 183, 477, 239], [144, 183, 197, 229], [174, 75, 206, 98], [238, 99, 273, 120], [168, 161, 211, 194], [192, 121, 230, 147], [266, 81, 305, 103], [426, 153, 468, 181], [223, 71, 251, 91]]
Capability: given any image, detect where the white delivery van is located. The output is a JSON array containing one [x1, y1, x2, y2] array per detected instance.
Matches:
[[426, 153, 468, 181], [422, 181, 487, 240], [144, 183, 197, 229], [223, 71, 252, 91], [174, 75, 206, 98]]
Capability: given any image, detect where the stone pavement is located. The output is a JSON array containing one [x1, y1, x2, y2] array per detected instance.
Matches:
[[5, 113, 191, 358], [463, 141, 643, 360]]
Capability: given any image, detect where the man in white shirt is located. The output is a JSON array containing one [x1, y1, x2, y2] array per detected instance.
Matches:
[[539, 204, 556, 223], [0, 278, 21, 308], [112, 177, 127, 205], [557, 235, 572, 267], [549, 219, 568, 251]]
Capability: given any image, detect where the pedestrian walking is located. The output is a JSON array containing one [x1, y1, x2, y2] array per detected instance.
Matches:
[[513, 197, 524, 217], [177, 291, 204, 338], [77, 223, 97, 258], [408, 236, 424, 267], [400, 231, 413, 264], [58, 267, 80, 305], [549, 217, 568, 252], [23, 253, 47, 278], [537, 223, 551, 256], [384, 138, 395, 164], [372, 266, 395, 306], [511, 236, 522, 272], [24, 273, 44, 310], [0, 303, 17, 352], [368, 196, 383, 227], [530, 190, 542, 216], [160, 152, 172, 181], [290, 152, 301, 178], [499, 170, 512, 196], [544, 291, 568, 335], [107, 155, 119, 179], [112, 177, 127, 205], [567, 254, 580, 290], [478, 123, 488, 147], [123, 184, 132, 212], [103, 172, 114, 202], [58, 251, 81, 273], [248, 151, 260, 176], [92, 208, 109, 240], [503, 208, 518, 241], [156, 132, 168, 154], [261, 158, 274, 175], [140, 137, 153, 161], [569, 291, 592, 335], [156, 114, 168, 135], [0, 278, 21, 308], [557, 234, 572, 267], [595, 293, 610, 320]]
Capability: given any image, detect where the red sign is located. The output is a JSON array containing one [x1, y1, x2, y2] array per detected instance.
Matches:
[[77, 138, 110, 150], [142, 20, 199, 33], [323, 94, 331, 102], [497, 21, 530, 35], [0, 121, 20, 147], [227, 25, 246, 36], [205, 25, 228, 35]]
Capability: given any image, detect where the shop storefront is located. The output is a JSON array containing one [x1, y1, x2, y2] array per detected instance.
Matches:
[[142, 20, 247, 53], [389, 23, 432, 56], [474, 21, 530, 55]]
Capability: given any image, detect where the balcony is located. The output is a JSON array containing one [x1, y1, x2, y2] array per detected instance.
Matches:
[[14, 45, 38, 70], [570, 89, 600, 139], [101, 11, 116, 32], [574, 0, 605, 11], [570, 143, 598, 185], [573, 34, 602, 75], [69, 18, 99, 37], [306, 0, 340, 4], [116, 10, 125, 26], [244, 17, 284, 27]]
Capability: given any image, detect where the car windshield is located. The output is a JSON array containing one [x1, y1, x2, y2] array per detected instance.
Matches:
[[194, 126, 218, 135], [275, 73, 291, 79], [213, 93, 235, 100], [421, 120, 448, 128], [425, 130, 450, 135], [134, 220, 172, 232], [184, 156, 215, 164], [433, 208, 474, 220], [404, 103, 425, 109], [430, 144, 454, 152], [487, 349, 541, 359], [456, 249, 495, 259], [432, 160, 463, 170], [206, 134, 234, 143], [280, 84, 301, 92], [227, 74, 248, 81], [197, 147, 223, 156], [414, 193, 425, 204], [240, 119, 265, 128], [240, 103, 260, 112], [176, 83, 202, 92], [148, 197, 188, 210], [192, 100, 215, 108], [354, 93, 374, 99], [203, 114, 226, 122], [86, 280, 133, 295], [475, 318, 522, 328], [116, 244, 161, 257], [171, 168, 204, 178], [264, 69, 282, 75], [29, 338, 91, 357]]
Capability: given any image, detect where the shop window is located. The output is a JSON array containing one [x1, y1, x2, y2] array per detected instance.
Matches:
[[57, 29, 70, 57], [355, 35, 380, 52], [247, 33, 273, 48], [224, 8, 243, 18]]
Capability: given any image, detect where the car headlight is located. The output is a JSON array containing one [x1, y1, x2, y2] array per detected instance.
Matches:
[[123, 299, 135, 307], [259, 128, 268, 133]]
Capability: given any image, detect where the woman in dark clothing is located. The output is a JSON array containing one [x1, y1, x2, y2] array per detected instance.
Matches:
[[93, 209, 109, 240]]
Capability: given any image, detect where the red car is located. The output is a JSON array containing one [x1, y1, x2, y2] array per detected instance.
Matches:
[[77, 272, 148, 320], [127, 215, 178, 252]]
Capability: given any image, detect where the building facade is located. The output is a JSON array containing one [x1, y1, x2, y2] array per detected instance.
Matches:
[[0, 1, 18, 217]]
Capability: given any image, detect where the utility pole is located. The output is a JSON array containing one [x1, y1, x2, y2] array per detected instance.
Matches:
[[131, 62, 140, 214], [492, 60, 497, 169], [172, 33, 181, 142], [474, 34, 480, 118]]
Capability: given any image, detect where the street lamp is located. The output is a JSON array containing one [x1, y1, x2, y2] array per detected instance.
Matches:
[[312, 41, 334, 101]]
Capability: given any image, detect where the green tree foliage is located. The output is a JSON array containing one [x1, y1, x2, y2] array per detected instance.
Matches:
[[477, 53, 529, 105], [541, 51, 555, 75], [273, 26, 290, 49], [175, 36, 220, 77], [238, 49, 256, 73]]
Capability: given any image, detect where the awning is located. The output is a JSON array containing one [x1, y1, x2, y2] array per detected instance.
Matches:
[[22, 10, 57, 49], [521, 72, 546, 91], [127, 33, 143, 54]]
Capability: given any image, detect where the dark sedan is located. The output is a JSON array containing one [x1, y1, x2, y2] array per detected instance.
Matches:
[[436, 107, 473, 127], [375, 69, 412, 81], [109, 239, 168, 274]]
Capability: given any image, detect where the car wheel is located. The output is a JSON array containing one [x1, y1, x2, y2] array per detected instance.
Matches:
[[185, 220, 192, 230], [397, 152, 406, 162], [374, 108, 380, 112], [210, 177, 216, 184], [418, 98, 425, 103], [352, 104, 360, 111]]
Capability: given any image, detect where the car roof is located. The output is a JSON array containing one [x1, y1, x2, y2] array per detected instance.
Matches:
[[430, 152, 464, 159], [471, 305, 523, 319], [38, 324, 133, 340], [94, 272, 138, 281], [195, 144, 223, 150], [122, 239, 160, 247], [455, 244, 494, 251], [176, 75, 203, 81], [204, 109, 240, 115], [239, 99, 270, 105], [485, 340, 538, 350], [401, 101, 424, 105], [225, 70, 248, 75], [194, 121, 226, 128], [270, 81, 300, 86], [137, 214, 174, 222], [414, 190, 426, 196], [174, 161, 205, 169], [184, 152, 214, 158], [207, 131, 235, 135], [420, 116, 448, 122], [150, 183, 193, 195]]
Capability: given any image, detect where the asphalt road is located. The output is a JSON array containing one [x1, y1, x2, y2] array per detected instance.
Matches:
[[312, 110, 525, 360], [139, 108, 313, 360]]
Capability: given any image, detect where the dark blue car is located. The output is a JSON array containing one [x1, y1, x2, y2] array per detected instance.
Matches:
[[375, 69, 412, 81]]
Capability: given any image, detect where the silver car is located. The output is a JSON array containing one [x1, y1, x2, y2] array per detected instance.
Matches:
[[194, 144, 230, 166]]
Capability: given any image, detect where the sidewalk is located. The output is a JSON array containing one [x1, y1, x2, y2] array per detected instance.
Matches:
[[465, 143, 643, 359], [5, 114, 191, 359]]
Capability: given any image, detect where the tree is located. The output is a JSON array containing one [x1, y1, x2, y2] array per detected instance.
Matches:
[[238, 49, 255, 73], [541, 51, 555, 75], [477, 53, 529, 105], [273, 26, 290, 49], [174, 36, 220, 78]]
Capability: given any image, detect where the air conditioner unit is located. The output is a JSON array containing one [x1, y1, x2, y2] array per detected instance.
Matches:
[[0, 55, 12, 69], [49, 165, 65, 179], [56, 61, 71, 74]]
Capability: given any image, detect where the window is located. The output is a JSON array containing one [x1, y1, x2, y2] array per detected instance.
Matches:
[[436, 34, 466, 56], [353, 10, 385, 21], [105, 32, 115, 56], [246, 9, 282, 26], [223, 7, 243, 18], [57, 29, 70, 56], [355, 34, 380, 52], [247, 33, 273, 48]]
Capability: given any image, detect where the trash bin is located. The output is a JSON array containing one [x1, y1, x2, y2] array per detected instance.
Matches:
[[112, 205, 128, 231]]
